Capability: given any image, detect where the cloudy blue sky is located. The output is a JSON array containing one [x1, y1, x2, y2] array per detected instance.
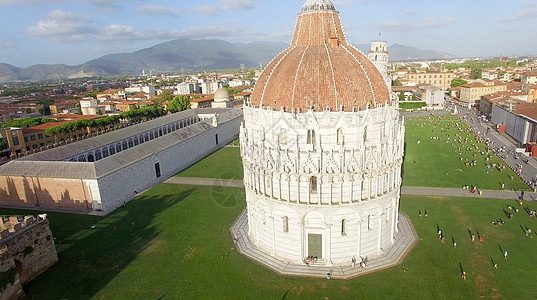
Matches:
[[0, 0, 536, 67]]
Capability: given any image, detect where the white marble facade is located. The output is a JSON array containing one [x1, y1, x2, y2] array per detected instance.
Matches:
[[240, 104, 405, 265]]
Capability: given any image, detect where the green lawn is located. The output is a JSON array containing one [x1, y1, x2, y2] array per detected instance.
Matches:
[[176, 146, 243, 180], [2, 189, 537, 299], [399, 102, 426, 110], [3, 115, 536, 299], [403, 115, 528, 190]]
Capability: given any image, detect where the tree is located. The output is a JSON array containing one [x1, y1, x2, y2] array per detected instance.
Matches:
[[450, 78, 468, 88], [470, 68, 482, 79], [392, 79, 403, 86], [167, 96, 191, 114], [154, 90, 174, 107], [38, 107, 45, 115], [398, 93, 405, 102], [0, 139, 8, 151], [96, 109, 103, 115]]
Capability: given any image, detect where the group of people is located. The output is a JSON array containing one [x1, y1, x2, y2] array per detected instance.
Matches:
[[350, 256, 366, 271]]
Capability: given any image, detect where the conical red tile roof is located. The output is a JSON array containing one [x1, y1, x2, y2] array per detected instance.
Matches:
[[251, 1, 390, 112]]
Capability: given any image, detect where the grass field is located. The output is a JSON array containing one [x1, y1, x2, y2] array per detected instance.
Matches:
[[2, 189, 537, 299], [176, 146, 243, 180], [403, 115, 528, 190], [2, 117, 536, 299], [399, 102, 426, 110]]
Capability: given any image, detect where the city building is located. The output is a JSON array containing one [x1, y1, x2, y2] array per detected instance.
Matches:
[[459, 80, 507, 105], [522, 71, 537, 84], [491, 101, 537, 147], [406, 72, 455, 90], [239, 0, 406, 267], [0, 114, 104, 157], [49, 99, 80, 115]]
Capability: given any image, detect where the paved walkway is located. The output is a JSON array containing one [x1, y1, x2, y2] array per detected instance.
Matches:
[[166, 177, 537, 201]]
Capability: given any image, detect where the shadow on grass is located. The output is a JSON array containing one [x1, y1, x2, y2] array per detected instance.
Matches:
[[7, 187, 194, 300]]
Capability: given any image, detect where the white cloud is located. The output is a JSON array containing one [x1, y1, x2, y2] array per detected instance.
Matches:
[[333, 0, 354, 7], [504, 9, 537, 21], [135, 5, 179, 18], [193, 0, 256, 15], [0, 40, 15, 49], [401, 8, 418, 15], [26, 10, 97, 42], [376, 17, 456, 32], [96, 22, 286, 44]]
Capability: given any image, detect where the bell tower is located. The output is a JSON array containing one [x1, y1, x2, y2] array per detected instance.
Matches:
[[368, 40, 391, 91]]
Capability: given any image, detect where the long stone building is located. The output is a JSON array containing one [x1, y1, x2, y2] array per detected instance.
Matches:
[[0, 108, 243, 213]]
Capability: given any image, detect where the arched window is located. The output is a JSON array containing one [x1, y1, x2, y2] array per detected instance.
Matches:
[[150, 132, 154, 140], [78, 156, 86, 162], [134, 137, 139, 146], [367, 215, 372, 230], [103, 148, 109, 158], [128, 139, 134, 148], [95, 150, 102, 161], [87, 154, 95, 162], [70, 158, 76, 162], [283, 216, 289, 233], [363, 126, 368, 142], [310, 176, 318, 194], [122, 141, 128, 151], [341, 219, 347, 236], [116, 143, 122, 153], [307, 129, 316, 148], [159, 129, 163, 137], [145, 133, 149, 141], [337, 128, 344, 145]]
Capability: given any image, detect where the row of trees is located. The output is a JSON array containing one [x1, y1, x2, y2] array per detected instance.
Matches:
[[0, 117, 56, 129], [44, 106, 166, 137]]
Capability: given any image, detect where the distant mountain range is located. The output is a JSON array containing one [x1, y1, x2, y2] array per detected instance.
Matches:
[[0, 39, 456, 83]]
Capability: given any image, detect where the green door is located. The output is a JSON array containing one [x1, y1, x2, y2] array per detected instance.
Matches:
[[308, 234, 322, 258]]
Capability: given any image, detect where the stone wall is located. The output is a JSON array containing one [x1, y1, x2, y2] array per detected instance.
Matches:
[[0, 248, 24, 300], [0, 177, 91, 210], [0, 217, 58, 285]]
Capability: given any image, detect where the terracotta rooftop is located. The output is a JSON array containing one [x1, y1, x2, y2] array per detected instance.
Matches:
[[250, 1, 390, 112]]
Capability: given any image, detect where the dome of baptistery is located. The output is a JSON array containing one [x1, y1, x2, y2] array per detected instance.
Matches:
[[250, 0, 390, 112], [238, 0, 407, 271]]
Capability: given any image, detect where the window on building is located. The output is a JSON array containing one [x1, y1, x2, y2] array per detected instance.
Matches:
[[12, 137, 19, 146], [103, 148, 109, 158], [279, 129, 287, 145], [310, 176, 318, 194], [363, 126, 368, 142], [95, 150, 102, 161], [30, 135, 36, 141], [155, 162, 161, 178], [116, 143, 122, 153], [215, 134, 219, 145], [283, 216, 289, 233], [341, 219, 347, 236], [368, 215, 372, 230], [337, 128, 344, 145], [38, 134, 43, 139], [307, 129, 316, 146], [87, 154, 95, 162], [128, 139, 134, 148]]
